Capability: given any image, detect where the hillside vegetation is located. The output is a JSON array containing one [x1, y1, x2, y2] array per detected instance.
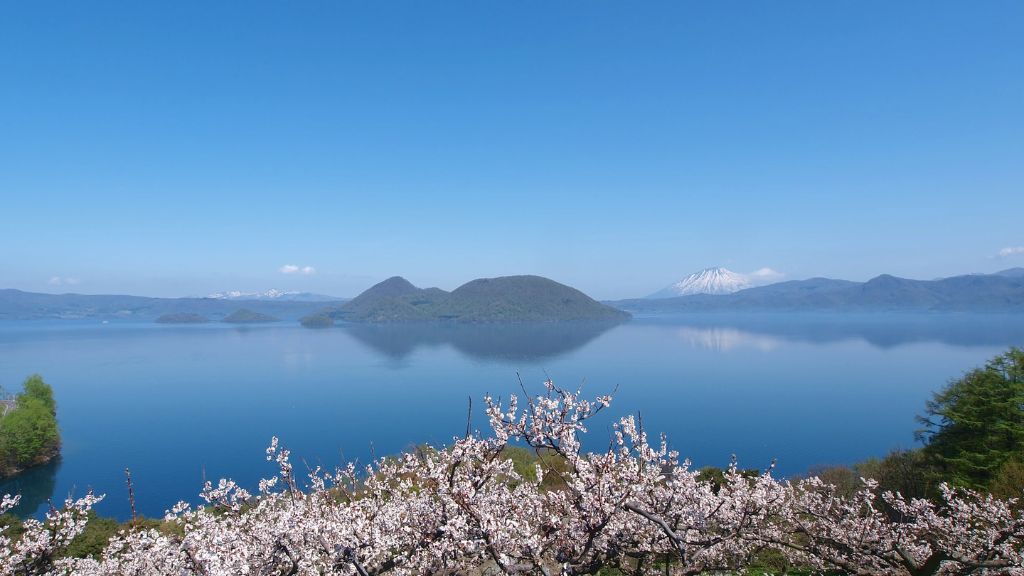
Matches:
[[308, 275, 630, 324], [0, 375, 60, 479]]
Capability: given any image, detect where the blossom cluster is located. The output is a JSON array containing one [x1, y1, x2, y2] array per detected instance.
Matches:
[[2, 381, 1022, 575]]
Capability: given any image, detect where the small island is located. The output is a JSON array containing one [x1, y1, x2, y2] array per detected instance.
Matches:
[[155, 313, 210, 324], [303, 275, 631, 325], [0, 375, 60, 479], [222, 309, 280, 324], [299, 313, 334, 328]]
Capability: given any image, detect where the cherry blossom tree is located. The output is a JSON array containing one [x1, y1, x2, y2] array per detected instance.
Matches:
[[1, 381, 1021, 575]]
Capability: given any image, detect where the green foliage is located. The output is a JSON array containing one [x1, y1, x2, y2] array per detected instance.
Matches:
[[0, 513, 26, 539], [803, 464, 861, 498], [855, 449, 935, 500], [695, 466, 726, 490], [743, 547, 815, 575], [21, 375, 56, 415], [0, 375, 61, 477], [500, 445, 571, 490], [694, 465, 762, 493], [989, 455, 1024, 506], [802, 450, 940, 520], [61, 512, 120, 558], [59, 512, 178, 559], [917, 348, 1024, 488]]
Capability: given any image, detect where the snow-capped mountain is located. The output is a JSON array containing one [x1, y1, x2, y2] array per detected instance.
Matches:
[[206, 289, 342, 302], [647, 267, 753, 298]]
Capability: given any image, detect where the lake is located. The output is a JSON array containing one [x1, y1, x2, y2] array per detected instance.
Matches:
[[1, 313, 1022, 520]]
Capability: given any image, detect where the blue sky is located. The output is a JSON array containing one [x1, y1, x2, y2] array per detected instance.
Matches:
[[2, 1, 1022, 299]]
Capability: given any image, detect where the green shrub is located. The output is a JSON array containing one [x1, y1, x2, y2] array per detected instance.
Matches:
[[0, 375, 61, 476], [989, 455, 1024, 507], [62, 512, 121, 559], [855, 448, 936, 500]]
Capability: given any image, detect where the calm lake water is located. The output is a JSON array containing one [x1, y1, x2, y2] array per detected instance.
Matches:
[[1, 313, 1022, 520]]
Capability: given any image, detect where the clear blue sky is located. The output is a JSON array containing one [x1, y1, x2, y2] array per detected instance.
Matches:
[[2, 1, 1022, 299]]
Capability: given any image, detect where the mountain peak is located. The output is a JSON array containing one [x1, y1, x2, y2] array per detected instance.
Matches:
[[648, 267, 752, 298], [351, 276, 422, 302], [995, 267, 1024, 278]]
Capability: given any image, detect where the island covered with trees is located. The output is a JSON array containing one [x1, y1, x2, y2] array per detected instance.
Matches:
[[303, 275, 631, 326], [155, 313, 209, 324], [0, 375, 60, 480], [222, 309, 280, 323], [2, 351, 1023, 574]]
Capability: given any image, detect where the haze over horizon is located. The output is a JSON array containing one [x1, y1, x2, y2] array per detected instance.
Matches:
[[2, 1, 1023, 300]]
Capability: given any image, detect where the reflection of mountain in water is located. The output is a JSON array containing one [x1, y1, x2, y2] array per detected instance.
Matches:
[[644, 313, 1024, 350], [0, 458, 59, 518], [344, 322, 619, 362], [674, 326, 781, 352]]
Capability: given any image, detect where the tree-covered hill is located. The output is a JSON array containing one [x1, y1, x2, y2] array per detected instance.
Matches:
[[307, 275, 630, 324]]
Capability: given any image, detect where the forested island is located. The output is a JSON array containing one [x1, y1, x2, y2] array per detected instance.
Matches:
[[222, 309, 280, 324], [302, 275, 630, 326], [155, 313, 209, 324], [0, 376, 60, 479]]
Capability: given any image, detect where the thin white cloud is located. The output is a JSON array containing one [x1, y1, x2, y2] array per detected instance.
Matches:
[[279, 264, 316, 275], [47, 276, 81, 286], [997, 246, 1024, 258], [747, 267, 785, 284]]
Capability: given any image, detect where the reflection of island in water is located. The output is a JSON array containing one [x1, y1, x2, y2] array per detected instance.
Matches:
[[642, 313, 1024, 350], [0, 458, 60, 518], [344, 322, 620, 362]]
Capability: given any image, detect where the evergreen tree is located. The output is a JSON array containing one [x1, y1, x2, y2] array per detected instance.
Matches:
[[917, 348, 1024, 488]]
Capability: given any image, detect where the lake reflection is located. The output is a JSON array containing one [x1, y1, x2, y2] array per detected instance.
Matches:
[[0, 314, 1021, 520], [0, 459, 60, 517], [642, 313, 1023, 349], [345, 322, 620, 361]]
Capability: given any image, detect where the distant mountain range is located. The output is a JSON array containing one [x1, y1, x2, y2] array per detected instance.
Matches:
[[614, 268, 1024, 313], [206, 289, 342, 302], [0, 290, 332, 321], [303, 275, 630, 325], [0, 275, 628, 324], [3, 268, 1022, 321]]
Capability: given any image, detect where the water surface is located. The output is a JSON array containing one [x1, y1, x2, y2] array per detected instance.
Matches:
[[1, 313, 1020, 520]]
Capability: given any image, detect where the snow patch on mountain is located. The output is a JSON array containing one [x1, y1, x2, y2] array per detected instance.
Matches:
[[206, 289, 342, 302], [647, 267, 783, 299]]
